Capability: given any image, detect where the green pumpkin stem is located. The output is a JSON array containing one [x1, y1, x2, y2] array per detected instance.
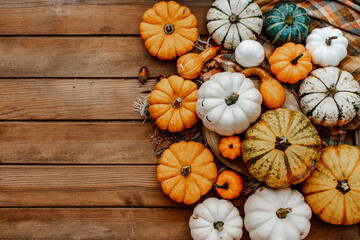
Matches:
[[214, 182, 229, 190], [325, 36, 338, 46], [290, 53, 303, 65], [276, 207, 292, 219], [284, 15, 294, 24], [213, 221, 224, 232], [225, 92, 239, 106], [164, 23, 175, 35]]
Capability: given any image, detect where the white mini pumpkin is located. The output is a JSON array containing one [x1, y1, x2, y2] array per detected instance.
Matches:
[[207, 0, 263, 49], [197, 72, 262, 136], [235, 40, 265, 67], [244, 186, 312, 240], [189, 197, 243, 240], [299, 67, 360, 126], [305, 27, 348, 67]]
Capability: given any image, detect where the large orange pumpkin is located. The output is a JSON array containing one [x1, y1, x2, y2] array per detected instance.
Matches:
[[157, 141, 217, 204], [139, 1, 198, 60], [148, 75, 198, 133], [302, 144, 360, 225]]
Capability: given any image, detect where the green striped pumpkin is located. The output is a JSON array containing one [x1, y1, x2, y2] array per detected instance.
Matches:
[[264, 2, 310, 46], [206, 0, 263, 50]]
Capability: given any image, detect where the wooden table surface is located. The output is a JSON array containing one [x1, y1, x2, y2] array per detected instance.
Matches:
[[0, 1, 359, 239]]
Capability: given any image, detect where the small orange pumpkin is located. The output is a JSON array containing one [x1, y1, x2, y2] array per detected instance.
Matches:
[[177, 46, 221, 80], [214, 170, 243, 200], [139, 1, 198, 60], [242, 67, 286, 109], [148, 75, 198, 133], [157, 141, 217, 204], [218, 136, 241, 160], [269, 42, 312, 84]]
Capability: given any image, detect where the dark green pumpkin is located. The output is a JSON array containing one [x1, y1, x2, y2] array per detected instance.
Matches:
[[264, 2, 311, 46]]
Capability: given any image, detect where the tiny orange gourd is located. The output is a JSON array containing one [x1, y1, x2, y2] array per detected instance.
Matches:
[[214, 170, 243, 200], [218, 135, 241, 160], [242, 67, 286, 109], [269, 42, 312, 84], [177, 46, 221, 80]]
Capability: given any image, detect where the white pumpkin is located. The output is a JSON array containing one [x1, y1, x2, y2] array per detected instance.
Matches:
[[299, 67, 360, 126], [305, 27, 348, 67], [197, 72, 262, 136], [207, 0, 263, 50], [189, 197, 243, 240], [244, 186, 312, 240], [235, 40, 265, 67]]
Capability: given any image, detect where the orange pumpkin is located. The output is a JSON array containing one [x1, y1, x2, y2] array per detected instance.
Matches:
[[218, 136, 241, 160], [269, 42, 312, 84], [157, 141, 217, 204], [139, 1, 198, 60], [148, 75, 198, 133], [214, 170, 243, 200], [242, 67, 286, 109], [177, 46, 221, 80]]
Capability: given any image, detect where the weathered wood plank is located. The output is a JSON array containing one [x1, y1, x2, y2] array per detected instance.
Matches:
[[0, 165, 242, 207], [0, 208, 358, 240], [0, 37, 177, 78], [0, 78, 156, 120], [0, 122, 157, 164]]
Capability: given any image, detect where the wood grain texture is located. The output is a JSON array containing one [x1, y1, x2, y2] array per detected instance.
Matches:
[[0, 122, 156, 164], [0, 37, 177, 78], [0, 208, 358, 240], [0, 78, 156, 120], [0, 165, 245, 207]]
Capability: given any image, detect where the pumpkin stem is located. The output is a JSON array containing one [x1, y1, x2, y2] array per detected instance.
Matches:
[[225, 92, 239, 106], [276, 207, 292, 219], [284, 15, 294, 24], [163, 23, 175, 35], [336, 180, 351, 194], [172, 97, 182, 109], [327, 84, 337, 97], [229, 14, 238, 23], [213, 221, 224, 232], [325, 36, 338, 46], [180, 165, 191, 177], [275, 136, 291, 151], [290, 53, 303, 65], [214, 182, 229, 190]]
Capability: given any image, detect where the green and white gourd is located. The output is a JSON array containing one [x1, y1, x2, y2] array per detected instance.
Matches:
[[207, 0, 263, 50], [299, 67, 360, 127], [264, 2, 311, 46]]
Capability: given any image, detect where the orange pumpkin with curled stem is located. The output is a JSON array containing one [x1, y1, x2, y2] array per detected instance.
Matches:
[[269, 42, 312, 84], [214, 170, 243, 200], [242, 67, 286, 109], [218, 136, 241, 160]]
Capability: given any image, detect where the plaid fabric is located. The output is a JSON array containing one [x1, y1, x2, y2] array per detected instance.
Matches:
[[201, 0, 360, 145]]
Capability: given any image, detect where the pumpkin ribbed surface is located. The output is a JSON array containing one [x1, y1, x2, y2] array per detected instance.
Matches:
[[242, 108, 322, 188], [148, 75, 198, 133], [157, 141, 217, 205], [206, 0, 263, 49], [264, 2, 310, 46], [302, 144, 360, 225]]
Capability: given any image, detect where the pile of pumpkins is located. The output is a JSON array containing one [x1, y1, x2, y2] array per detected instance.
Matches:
[[139, 0, 360, 239]]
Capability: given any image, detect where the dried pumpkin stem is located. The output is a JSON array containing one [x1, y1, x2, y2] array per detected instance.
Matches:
[[229, 14, 238, 23], [290, 53, 303, 65], [172, 97, 182, 109], [225, 92, 239, 106], [327, 84, 337, 98], [181, 165, 191, 177], [275, 136, 291, 151], [284, 15, 294, 24], [325, 36, 338, 46], [164, 23, 175, 35], [276, 207, 292, 219], [214, 182, 229, 190], [213, 221, 224, 232], [336, 180, 351, 194]]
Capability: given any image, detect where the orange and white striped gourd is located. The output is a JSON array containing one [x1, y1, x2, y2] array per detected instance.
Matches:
[[177, 46, 221, 80]]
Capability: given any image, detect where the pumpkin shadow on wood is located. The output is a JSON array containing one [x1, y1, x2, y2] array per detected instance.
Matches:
[[203, 79, 301, 177]]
